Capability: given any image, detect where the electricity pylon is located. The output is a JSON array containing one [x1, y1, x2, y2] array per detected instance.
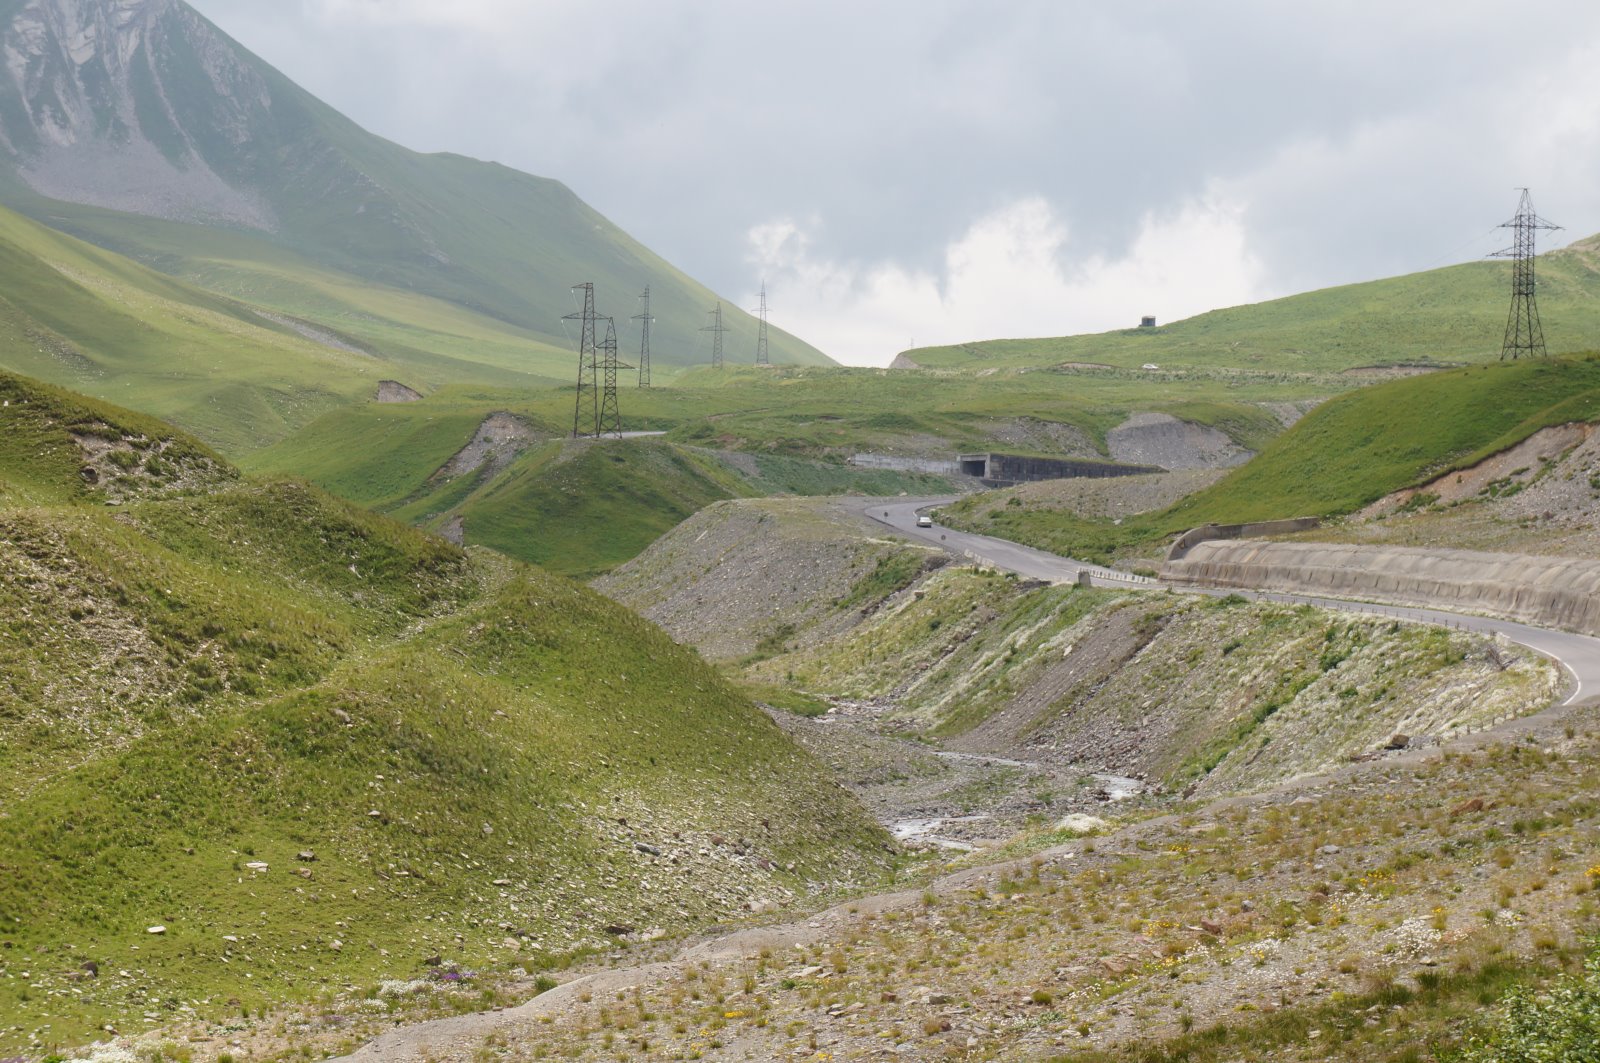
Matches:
[[1491, 189, 1561, 360]]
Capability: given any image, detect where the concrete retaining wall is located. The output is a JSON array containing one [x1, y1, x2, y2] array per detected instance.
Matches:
[[849, 453, 964, 476], [1166, 518, 1322, 561], [957, 452, 1164, 485], [1161, 539, 1600, 637]]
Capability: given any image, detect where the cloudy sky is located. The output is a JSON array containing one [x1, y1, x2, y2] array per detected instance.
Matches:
[[191, 0, 1600, 366]]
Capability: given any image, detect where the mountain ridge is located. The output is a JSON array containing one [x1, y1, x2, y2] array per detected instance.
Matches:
[[903, 238, 1600, 372], [0, 0, 830, 368]]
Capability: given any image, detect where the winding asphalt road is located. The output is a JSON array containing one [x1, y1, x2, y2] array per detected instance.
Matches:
[[864, 498, 1154, 586], [864, 497, 1600, 708]]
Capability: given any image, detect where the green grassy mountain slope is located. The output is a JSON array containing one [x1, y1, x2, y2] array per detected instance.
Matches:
[[942, 353, 1600, 562], [399, 439, 953, 579], [1164, 353, 1600, 523], [409, 438, 759, 579], [658, 366, 1296, 455], [0, 200, 530, 453], [248, 366, 1328, 490], [0, 369, 234, 505], [0, 371, 889, 1056], [247, 402, 963, 581], [906, 234, 1600, 372], [0, 0, 828, 371], [246, 367, 1321, 576]]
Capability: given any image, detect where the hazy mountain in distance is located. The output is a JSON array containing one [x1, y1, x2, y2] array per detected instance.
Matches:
[[0, 0, 828, 368]]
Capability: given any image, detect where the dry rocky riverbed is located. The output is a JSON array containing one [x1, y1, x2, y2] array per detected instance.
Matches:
[[766, 698, 1146, 853]]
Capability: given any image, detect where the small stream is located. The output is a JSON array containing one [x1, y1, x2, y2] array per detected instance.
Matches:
[[1092, 773, 1144, 800], [890, 814, 990, 852], [934, 751, 1029, 769], [888, 772, 1144, 852]]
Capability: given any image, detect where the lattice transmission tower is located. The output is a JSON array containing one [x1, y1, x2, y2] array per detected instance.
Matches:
[[1490, 189, 1561, 360], [597, 316, 623, 437], [564, 282, 600, 438], [701, 302, 728, 369], [633, 287, 653, 388], [563, 282, 625, 437], [753, 282, 770, 366]]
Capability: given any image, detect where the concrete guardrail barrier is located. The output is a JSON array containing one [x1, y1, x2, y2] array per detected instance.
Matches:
[[1162, 539, 1600, 637], [1166, 517, 1322, 562]]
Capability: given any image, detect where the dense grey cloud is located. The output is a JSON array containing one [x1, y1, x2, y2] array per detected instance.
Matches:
[[190, 0, 1600, 364]]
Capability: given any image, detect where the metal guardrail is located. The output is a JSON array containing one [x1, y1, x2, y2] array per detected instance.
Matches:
[[1083, 567, 1156, 586], [957, 549, 1155, 588]]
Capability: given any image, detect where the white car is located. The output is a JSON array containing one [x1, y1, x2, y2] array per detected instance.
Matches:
[[916, 515, 934, 528]]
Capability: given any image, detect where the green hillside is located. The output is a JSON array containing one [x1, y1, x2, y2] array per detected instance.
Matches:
[[0, 371, 889, 1056], [0, 202, 429, 451], [0, 1, 829, 372], [906, 234, 1600, 372], [658, 366, 1297, 455], [942, 353, 1600, 561], [251, 366, 1326, 482], [0, 370, 234, 505], [251, 412, 964, 581], [405, 438, 758, 579], [247, 367, 1324, 576], [1165, 353, 1600, 523]]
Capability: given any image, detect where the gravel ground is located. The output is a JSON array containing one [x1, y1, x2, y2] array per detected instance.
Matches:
[[767, 700, 1139, 852], [940, 469, 1224, 523], [595, 497, 933, 662]]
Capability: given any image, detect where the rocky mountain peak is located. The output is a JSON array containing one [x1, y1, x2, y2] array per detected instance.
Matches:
[[7, 0, 184, 127], [14, 0, 176, 71], [0, 0, 277, 229]]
